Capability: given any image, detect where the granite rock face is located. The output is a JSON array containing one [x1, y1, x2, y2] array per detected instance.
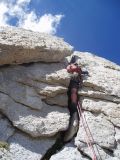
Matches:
[[0, 114, 15, 141], [75, 111, 115, 149], [50, 142, 88, 160], [0, 27, 120, 160], [0, 130, 56, 160], [0, 26, 73, 65]]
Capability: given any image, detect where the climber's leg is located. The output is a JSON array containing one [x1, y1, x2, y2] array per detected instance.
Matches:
[[67, 78, 79, 115], [63, 79, 79, 142], [71, 88, 78, 103], [68, 88, 78, 115]]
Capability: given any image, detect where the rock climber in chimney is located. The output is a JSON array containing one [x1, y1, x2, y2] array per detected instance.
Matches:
[[64, 55, 88, 142]]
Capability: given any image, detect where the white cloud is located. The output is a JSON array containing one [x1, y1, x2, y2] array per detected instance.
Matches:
[[0, 0, 29, 25], [8, 0, 30, 19], [0, 2, 9, 26], [17, 0, 31, 5], [19, 12, 64, 34], [0, 0, 64, 34]]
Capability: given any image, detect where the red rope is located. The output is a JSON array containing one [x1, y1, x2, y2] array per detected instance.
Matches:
[[77, 101, 97, 160]]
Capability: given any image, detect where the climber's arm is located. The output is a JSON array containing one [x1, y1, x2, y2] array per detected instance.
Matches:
[[81, 71, 89, 75], [66, 64, 82, 73]]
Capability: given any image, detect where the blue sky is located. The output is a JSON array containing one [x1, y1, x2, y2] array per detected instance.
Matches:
[[0, 0, 120, 65]]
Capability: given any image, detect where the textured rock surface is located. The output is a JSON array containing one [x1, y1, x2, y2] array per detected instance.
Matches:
[[114, 127, 120, 159], [0, 92, 69, 137], [73, 51, 120, 99], [0, 114, 15, 141], [79, 143, 112, 160], [0, 62, 70, 137], [75, 111, 115, 149], [0, 27, 120, 160], [72, 52, 120, 160], [50, 142, 88, 160], [0, 26, 73, 65], [45, 94, 68, 107], [0, 27, 72, 159], [81, 98, 120, 127], [0, 132, 56, 160]]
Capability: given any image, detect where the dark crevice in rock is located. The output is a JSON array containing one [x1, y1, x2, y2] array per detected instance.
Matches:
[[95, 143, 115, 158], [77, 147, 92, 160], [19, 62, 36, 67], [79, 94, 120, 104], [115, 126, 120, 130], [0, 56, 66, 68], [42, 99, 67, 108], [83, 84, 105, 93], [0, 64, 11, 69], [90, 111, 102, 117], [41, 117, 73, 160], [20, 61, 63, 66], [41, 109, 78, 159], [114, 126, 120, 141], [41, 132, 65, 160], [102, 147, 114, 157], [41, 130, 82, 160], [104, 65, 120, 71]]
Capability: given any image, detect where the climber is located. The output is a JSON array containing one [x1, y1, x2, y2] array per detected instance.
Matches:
[[64, 55, 88, 142], [65, 60, 99, 160], [66, 55, 88, 116]]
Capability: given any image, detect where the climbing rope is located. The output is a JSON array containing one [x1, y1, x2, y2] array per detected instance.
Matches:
[[65, 55, 102, 159], [77, 101, 102, 160]]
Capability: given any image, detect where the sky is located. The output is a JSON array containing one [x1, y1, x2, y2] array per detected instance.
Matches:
[[0, 0, 120, 65]]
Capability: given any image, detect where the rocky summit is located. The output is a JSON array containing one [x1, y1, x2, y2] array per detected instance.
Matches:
[[0, 26, 120, 160]]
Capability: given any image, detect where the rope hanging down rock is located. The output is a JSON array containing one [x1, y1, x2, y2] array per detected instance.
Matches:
[[66, 55, 102, 160], [77, 101, 102, 160]]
